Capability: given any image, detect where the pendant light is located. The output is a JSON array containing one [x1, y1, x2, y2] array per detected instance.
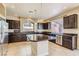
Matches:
[[37, 2, 43, 22], [34, 9, 37, 21]]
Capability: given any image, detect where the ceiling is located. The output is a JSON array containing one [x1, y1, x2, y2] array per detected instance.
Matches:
[[5, 3, 79, 20]]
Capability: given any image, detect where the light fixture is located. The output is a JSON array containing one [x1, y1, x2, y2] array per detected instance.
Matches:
[[34, 9, 37, 20], [37, 3, 43, 22], [27, 3, 43, 22]]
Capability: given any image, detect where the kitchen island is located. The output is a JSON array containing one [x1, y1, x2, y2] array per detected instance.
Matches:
[[8, 31, 57, 55], [24, 32, 57, 56], [30, 34, 48, 56]]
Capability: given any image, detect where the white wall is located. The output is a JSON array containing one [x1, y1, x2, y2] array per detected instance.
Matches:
[[51, 18, 63, 34]]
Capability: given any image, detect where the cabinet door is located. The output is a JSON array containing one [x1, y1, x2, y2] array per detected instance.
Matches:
[[14, 20, 20, 29], [63, 16, 69, 29], [12, 20, 15, 29], [69, 14, 77, 28], [6, 20, 14, 29], [6, 20, 20, 29], [62, 35, 72, 49], [63, 40, 72, 49], [43, 23, 48, 29], [21, 34, 27, 41], [17, 21, 20, 29]]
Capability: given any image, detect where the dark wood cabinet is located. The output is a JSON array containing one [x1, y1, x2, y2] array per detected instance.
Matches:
[[64, 16, 69, 28], [37, 22, 51, 29], [14, 20, 20, 29], [62, 36, 72, 49], [62, 33, 77, 50], [43, 23, 48, 29], [8, 33, 27, 43], [6, 20, 20, 29], [6, 20, 12, 29], [63, 14, 77, 29]]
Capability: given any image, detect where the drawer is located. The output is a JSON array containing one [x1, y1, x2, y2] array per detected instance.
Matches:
[[63, 41, 72, 49], [63, 39, 72, 43], [63, 36, 72, 41]]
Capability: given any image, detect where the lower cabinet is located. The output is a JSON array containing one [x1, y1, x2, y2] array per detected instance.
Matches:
[[63, 39, 72, 49], [55, 33, 77, 50], [62, 34, 77, 50], [8, 33, 27, 43]]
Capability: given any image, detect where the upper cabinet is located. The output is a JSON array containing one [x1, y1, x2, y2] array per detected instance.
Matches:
[[37, 22, 51, 30], [6, 20, 20, 29], [63, 14, 77, 29]]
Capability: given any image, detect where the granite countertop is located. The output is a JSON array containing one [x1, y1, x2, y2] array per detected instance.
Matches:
[[9, 31, 61, 42], [29, 35, 48, 42], [22, 31, 57, 36], [63, 33, 77, 37], [9, 31, 61, 36], [9, 31, 58, 39]]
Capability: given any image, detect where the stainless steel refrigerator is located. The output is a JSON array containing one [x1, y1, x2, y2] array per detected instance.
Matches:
[[0, 17, 8, 56]]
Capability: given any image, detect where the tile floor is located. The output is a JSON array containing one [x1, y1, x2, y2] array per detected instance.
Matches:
[[1, 41, 79, 56]]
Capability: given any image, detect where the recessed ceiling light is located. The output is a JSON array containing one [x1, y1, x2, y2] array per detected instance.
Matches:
[[11, 5, 15, 9]]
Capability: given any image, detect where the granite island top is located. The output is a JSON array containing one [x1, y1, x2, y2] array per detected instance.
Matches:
[[29, 34, 48, 42], [29, 38, 48, 42]]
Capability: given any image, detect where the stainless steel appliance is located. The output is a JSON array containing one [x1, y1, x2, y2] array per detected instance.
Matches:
[[56, 35, 62, 45], [0, 17, 8, 56]]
